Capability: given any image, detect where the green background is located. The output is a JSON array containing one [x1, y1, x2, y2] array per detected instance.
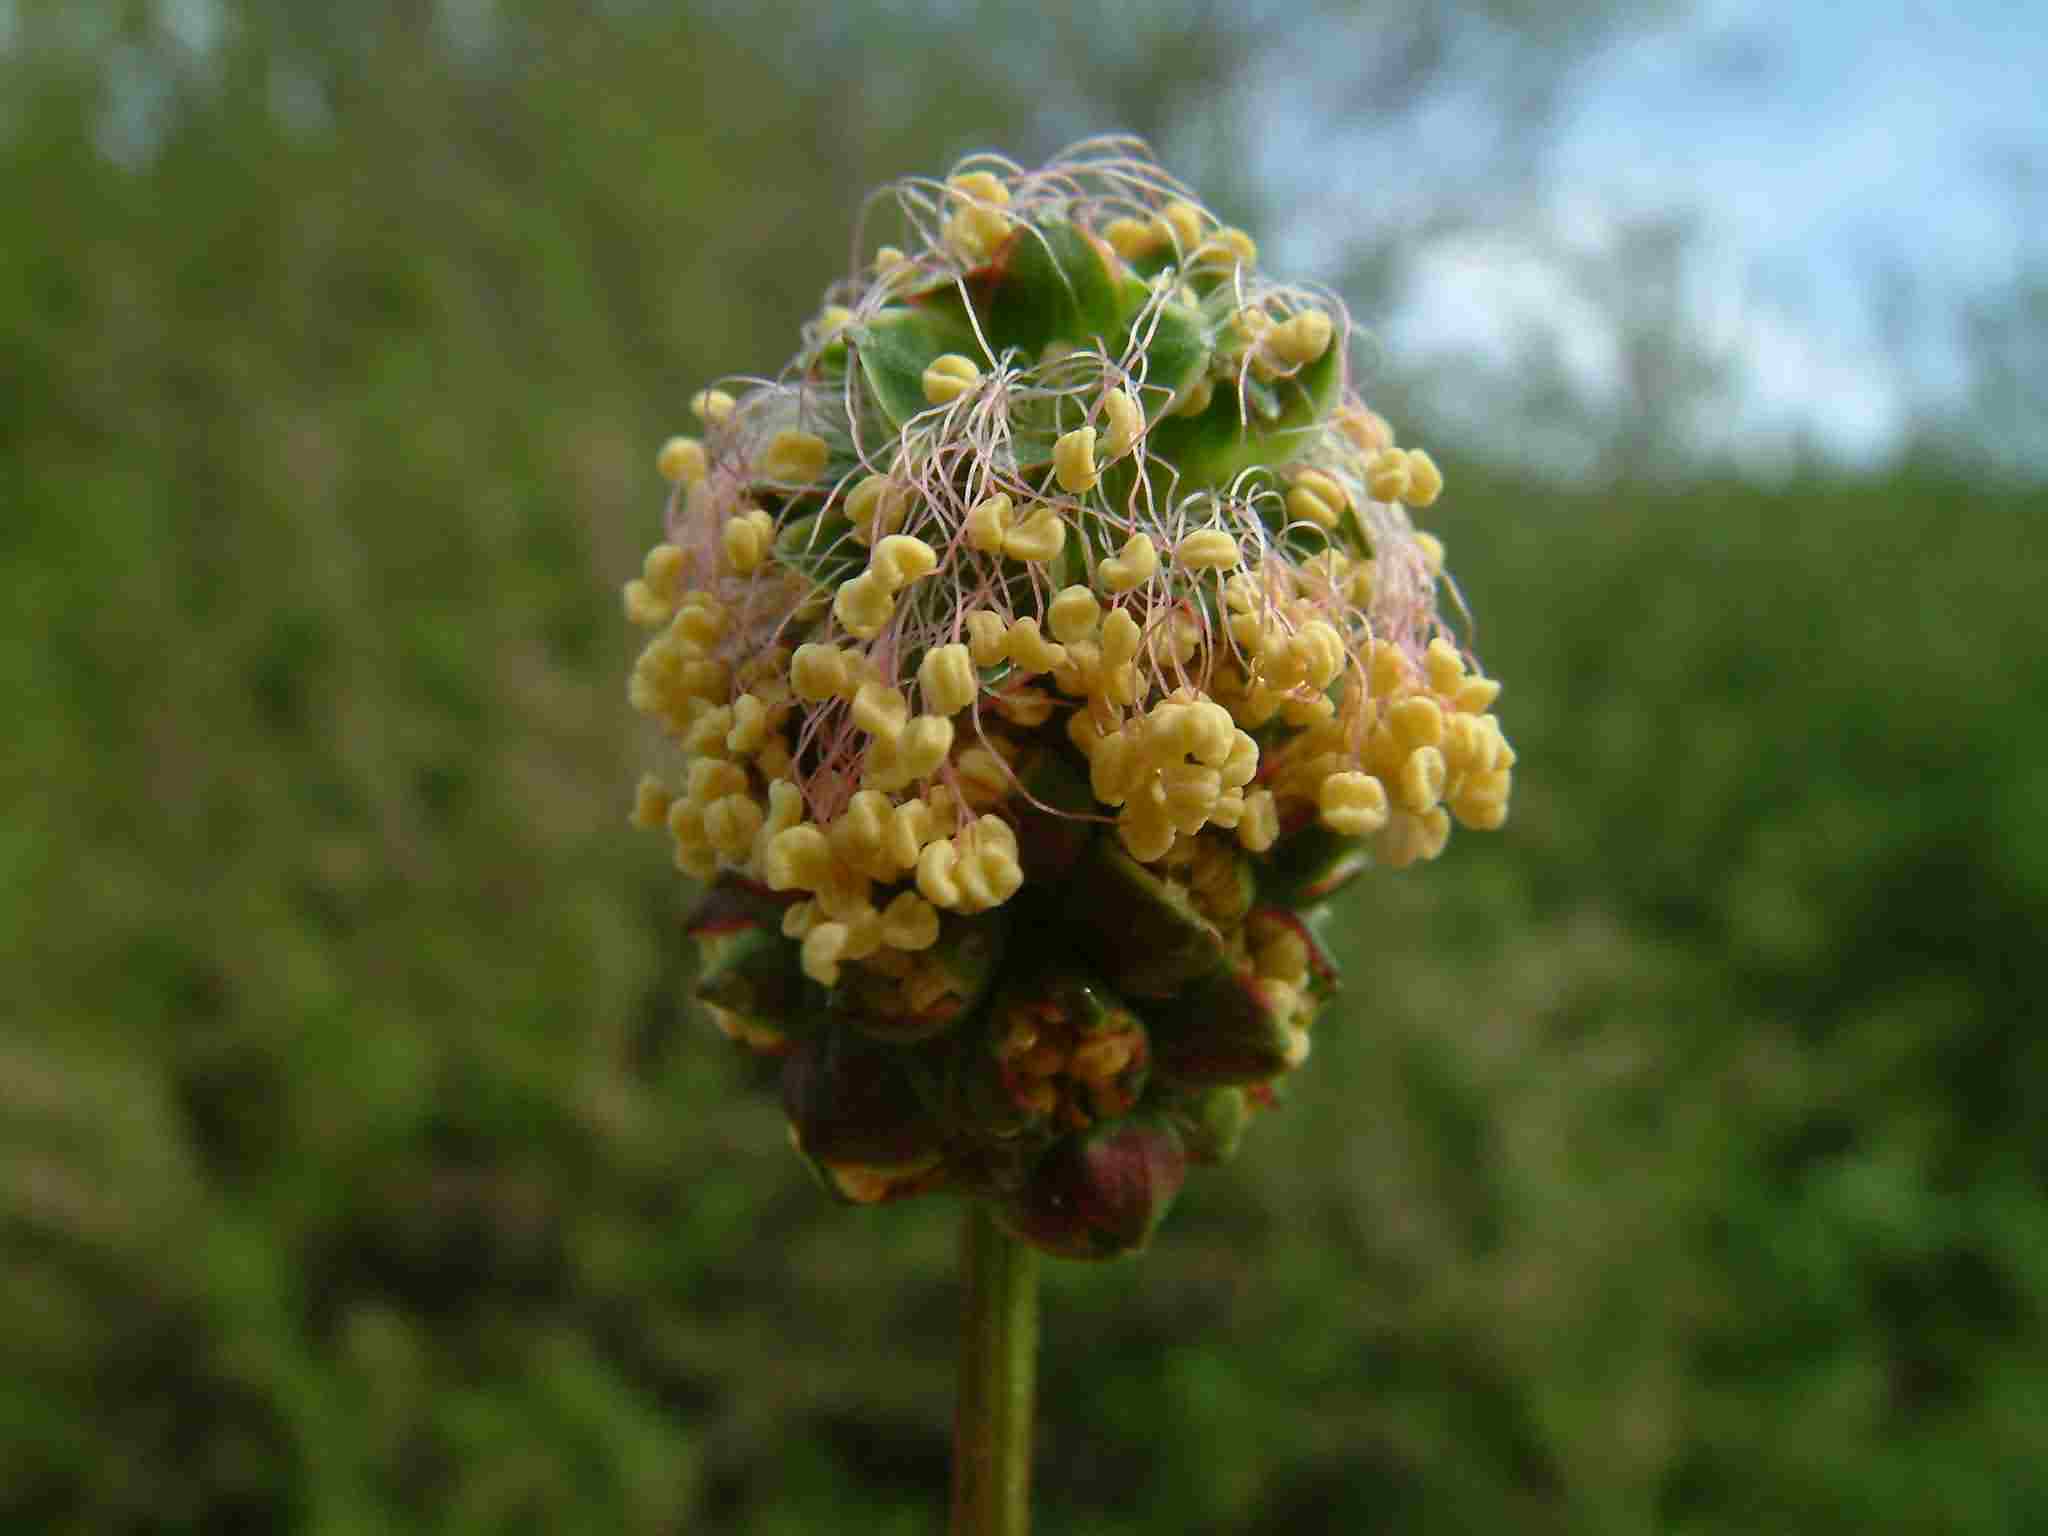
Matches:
[[5, 4, 2043, 1531]]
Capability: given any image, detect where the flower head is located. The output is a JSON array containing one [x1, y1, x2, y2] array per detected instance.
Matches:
[[624, 137, 1514, 1256]]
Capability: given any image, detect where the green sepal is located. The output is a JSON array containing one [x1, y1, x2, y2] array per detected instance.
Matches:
[[851, 306, 983, 430], [1063, 838, 1228, 997], [1127, 298, 1211, 415], [975, 218, 1124, 356], [1259, 820, 1370, 906], [1146, 966, 1301, 1086], [1140, 331, 1345, 492], [774, 508, 866, 591], [1010, 743, 1100, 881], [1164, 1085, 1250, 1166]]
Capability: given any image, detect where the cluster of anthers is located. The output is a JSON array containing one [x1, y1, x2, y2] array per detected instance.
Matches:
[[620, 139, 1514, 1251]]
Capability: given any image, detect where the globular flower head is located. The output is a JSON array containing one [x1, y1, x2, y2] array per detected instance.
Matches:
[[623, 138, 1515, 1258]]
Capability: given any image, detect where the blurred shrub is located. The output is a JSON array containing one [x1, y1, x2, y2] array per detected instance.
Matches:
[[3, 5, 2044, 1533]]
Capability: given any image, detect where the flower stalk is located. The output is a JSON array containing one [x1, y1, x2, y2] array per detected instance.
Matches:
[[951, 1200, 1039, 1536]]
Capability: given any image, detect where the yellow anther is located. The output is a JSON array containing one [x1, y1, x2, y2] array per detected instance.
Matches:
[[919, 643, 977, 716], [879, 890, 941, 951], [1403, 448, 1444, 508], [922, 352, 983, 406], [1192, 226, 1258, 272], [851, 681, 910, 742], [1088, 729, 1140, 805], [1415, 531, 1446, 577], [726, 693, 772, 754], [947, 169, 1011, 207], [817, 305, 854, 336], [917, 837, 963, 909], [722, 507, 774, 574], [1180, 700, 1236, 766], [630, 775, 673, 830], [899, 714, 955, 779], [834, 570, 895, 640], [1266, 308, 1333, 367], [690, 389, 736, 425], [869, 533, 939, 592], [1159, 763, 1223, 832], [1237, 788, 1280, 853], [1207, 786, 1245, 829], [1118, 793, 1176, 863], [1005, 617, 1067, 674], [760, 429, 829, 483], [1002, 506, 1067, 563], [1280, 691, 1336, 727], [875, 243, 907, 270], [1424, 636, 1466, 694], [943, 198, 1013, 263], [1159, 199, 1207, 253], [623, 579, 671, 628], [1099, 608, 1143, 670], [1296, 620, 1347, 689], [1177, 528, 1241, 571], [1365, 448, 1410, 503], [657, 435, 707, 486], [1453, 676, 1502, 715], [686, 759, 749, 806], [1287, 469, 1349, 531], [955, 745, 1015, 809], [801, 923, 850, 987], [704, 792, 766, 859], [845, 474, 910, 544], [672, 595, 727, 647], [965, 609, 1009, 667], [1396, 746, 1447, 814], [1098, 531, 1158, 593], [1367, 639, 1409, 697], [679, 704, 734, 758], [965, 492, 1013, 553], [1053, 427, 1100, 493], [1101, 388, 1143, 460], [1047, 585, 1101, 646], [1318, 771, 1389, 837], [790, 642, 849, 702], [1221, 729, 1259, 789], [1102, 217, 1164, 261], [781, 899, 819, 940], [642, 542, 688, 601], [883, 799, 936, 870], [764, 824, 834, 892], [1332, 403, 1393, 455]]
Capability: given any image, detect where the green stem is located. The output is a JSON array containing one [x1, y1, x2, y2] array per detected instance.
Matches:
[[950, 1200, 1039, 1536]]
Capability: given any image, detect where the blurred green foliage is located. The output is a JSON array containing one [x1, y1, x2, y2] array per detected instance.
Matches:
[[4, 4, 2044, 1533]]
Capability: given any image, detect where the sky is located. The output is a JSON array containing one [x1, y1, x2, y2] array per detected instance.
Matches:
[[1374, 0, 2048, 464]]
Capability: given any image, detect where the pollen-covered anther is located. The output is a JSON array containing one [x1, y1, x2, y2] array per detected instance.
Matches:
[[1004, 617, 1068, 674], [1237, 788, 1280, 853], [1172, 375, 1214, 418], [790, 642, 851, 702], [942, 174, 1014, 263], [630, 775, 673, 830], [834, 571, 895, 640], [1098, 532, 1157, 593], [1192, 227, 1258, 272], [1159, 763, 1224, 833], [1158, 199, 1207, 254], [1053, 427, 1100, 493], [1395, 746, 1447, 814], [1333, 403, 1393, 455], [690, 389, 736, 425], [846, 474, 910, 544], [965, 609, 1009, 667], [1047, 585, 1101, 646], [1002, 505, 1066, 564], [922, 352, 983, 406], [722, 507, 775, 573], [869, 533, 938, 592], [1101, 388, 1144, 460], [1424, 636, 1467, 693], [1365, 448, 1411, 503], [1319, 771, 1389, 837], [1265, 308, 1333, 368], [1388, 695, 1444, 752], [899, 714, 955, 779], [1177, 529, 1241, 572], [1286, 469, 1349, 530], [801, 922, 851, 987], [954, 745, 1015, 810], [1415, 532, 1446, 578], [1102, 216, 1164, 261], [623, 579, 671, 629], [763, 824, 834, 892], [726, 692, 773, 754], [704, 792, 766, 860], [642, 542, 687, 602], [758, 429, 829, 485], [852, 681, 910, 742], [1403, 448, 1444, 508], [657, 435, 708, 486], [879, 890, 941, 951], [919, 643, 977, 716], [965, 493, 1013, 553]]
